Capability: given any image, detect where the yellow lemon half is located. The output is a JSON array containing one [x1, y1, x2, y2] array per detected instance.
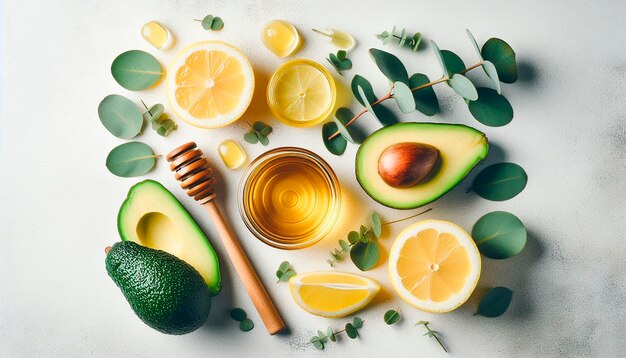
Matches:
[[289, 271, 380, 318], [166, 41, 254, 128], [388, 220, 481, 313]]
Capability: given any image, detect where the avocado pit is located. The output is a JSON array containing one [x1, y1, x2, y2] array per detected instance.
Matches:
[[377, 142, 439, 188]]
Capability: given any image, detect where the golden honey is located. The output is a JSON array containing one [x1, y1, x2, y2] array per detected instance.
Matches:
[[239, 147, 340, 249]]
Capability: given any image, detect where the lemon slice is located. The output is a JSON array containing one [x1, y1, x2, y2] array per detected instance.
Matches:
[[388, 220, 481, 313], [166, 41, 254, 128], [267, 59, 336, 127], [289, 271, 380, 318]]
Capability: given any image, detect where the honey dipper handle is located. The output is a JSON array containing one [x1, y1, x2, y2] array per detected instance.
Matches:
[[203, 201, 285, 335]]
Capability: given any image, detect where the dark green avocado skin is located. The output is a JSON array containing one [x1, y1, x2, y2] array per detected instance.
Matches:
[[106, 241, 211, 335]]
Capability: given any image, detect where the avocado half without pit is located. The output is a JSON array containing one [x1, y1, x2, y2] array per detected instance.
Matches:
[[356, 123, 489, 209]]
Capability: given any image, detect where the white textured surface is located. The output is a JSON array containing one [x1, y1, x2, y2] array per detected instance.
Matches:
[[1, 1, 625, 357]]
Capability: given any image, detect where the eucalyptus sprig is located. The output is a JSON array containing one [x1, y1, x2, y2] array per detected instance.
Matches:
[[244, 121, 273, 145], [310, 317, 364, 350], [230, 308, 254, 331], [323, 29, 518, 154], [141, 100, 177, 137], [327, 50, 352, 75], [376, 26, 422, 51], [416, 320, 448, 353], [275, 261, 296, 282], [328, 208, 432, 269], [194, 14, 224, 31], [384, 308, 401, 325]]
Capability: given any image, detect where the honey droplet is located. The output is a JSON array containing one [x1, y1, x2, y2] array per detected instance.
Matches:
[[141, 21, 172, 50], [218, 139, 247, 169], [261, 20, 301, 58]]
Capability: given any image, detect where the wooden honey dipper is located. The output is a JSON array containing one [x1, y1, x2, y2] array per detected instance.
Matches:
[[166, 142, 285, 335]]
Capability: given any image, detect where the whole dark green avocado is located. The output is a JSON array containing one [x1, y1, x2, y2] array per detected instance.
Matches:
[[105, 241, 211, 335]]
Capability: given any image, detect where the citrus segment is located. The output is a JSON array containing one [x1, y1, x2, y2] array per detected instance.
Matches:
[[389, 220, 481, 313], [166, 41, 254, 128], [289, 271, 380, 318]]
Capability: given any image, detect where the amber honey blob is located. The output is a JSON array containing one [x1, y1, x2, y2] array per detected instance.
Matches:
[[239, 147, 340, 249]]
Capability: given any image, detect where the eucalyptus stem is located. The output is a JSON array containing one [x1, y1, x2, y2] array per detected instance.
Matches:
[[312, 28, 332, 38], [327, 63, 481, 140]]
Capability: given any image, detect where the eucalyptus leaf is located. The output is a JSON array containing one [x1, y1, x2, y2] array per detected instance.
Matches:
[[384, 309, 400, 325], [339, 239, 351, 252], [441, 50, 466, 75], [239, 318, 254, 331], [147, 103, 165, 121], [466, 29, 483, 60], [333, 110, 355, 144], [411, 33, 422, 51], [258, 135, 269, 146], [352, 316, 363, 328], [327, 326, 336, 342], [278, 261, 290, 272], [261, 126, 272, 136], [468, 87, 513, 126], [253, 121, 266, 131], [317, 330, 328, 343], [371, 212, 382, 238], [345, 323, 358, 339], [351, 75, 376, 107], [472, 211, 527, 259], [337, 50, 346, 61], [210, 16, 224, 31], [409, 73, 439, 116], [481, 38, 517, 83], [201, 15, 214, 30], [98, 94, 143, 139], [348, 231, 360, 244], [476, 287, 513, 317], [448, 74, 478, 101], [350, 240, 379, 271], [472, 162, 528, 201], [431, 40, 448, 77], [106, 142, 157, 177], [322, 122, 347, 155], [244, 132, 259, 144], [482, 60, 501, 94], [369, 48, 409, 84], [357, 85, 390, 126], [111, 50, 163, 91], [312, 339, 324, 350], [393, 81, 416, 113], [230, 308, 247, 321]]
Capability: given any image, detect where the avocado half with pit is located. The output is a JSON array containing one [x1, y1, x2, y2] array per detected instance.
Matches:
[[356, 123, 489, 209], [118, 180, 221, 295]]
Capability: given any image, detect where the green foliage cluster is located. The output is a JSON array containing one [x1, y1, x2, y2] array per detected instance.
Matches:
[[383, 309, 400, 325], [416, 321, 448, 353], [327, 50, 352, 75], [196, 14, 224, 31], [323, 29, 518, 155], [327, 212, 382, 271], [275, 261, 296, 282], [310, 317, 363, 350], [244, 121, 273, 145], [376, 26, 422, 51], [230, 308, 254, 331], [141, 101, 177, 137]]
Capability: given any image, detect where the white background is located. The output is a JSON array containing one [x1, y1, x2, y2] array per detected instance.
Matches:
[[2, 0, 625, 357]]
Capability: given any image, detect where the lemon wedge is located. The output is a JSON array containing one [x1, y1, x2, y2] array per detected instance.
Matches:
[[388, 220, 481, 313], [289, 271, 380, 318], [166, 41, 254, 128]]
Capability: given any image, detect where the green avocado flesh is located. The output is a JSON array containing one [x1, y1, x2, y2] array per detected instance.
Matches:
[[356, 123, 489, 209], [106, 241, 211, 335], [118, 180, 221, 295]]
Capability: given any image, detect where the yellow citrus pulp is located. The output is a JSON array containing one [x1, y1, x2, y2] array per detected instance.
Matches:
[[267, 59, 336, 127], [388, 220, 481, 313], [166, 41, 254, 128], [289, 271, 380, 318]]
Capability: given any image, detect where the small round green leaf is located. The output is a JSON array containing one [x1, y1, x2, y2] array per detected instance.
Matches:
[[327, 326, 336, 342], [278, 261, 290, 273], [369, 48, 409, 84], [468, 87, 513, 127], [441, 50, 466, 75], [393, 81, 416, 113], [253, 121, 266, 131], [448, 74, 478, 101], [239, 318, 254, 331], [244, 132, 259, 144], [476, 287, 513, 317], [431, 40, 448, 77], [348, 231, 360, 244], [352, 316, 364, 329], [482, 61, 501, 94], [345, 323, 358, 339], [472, 162, 528, 201], [409, 73, 439, 116], [351, 75, 376, 107], [98, 95, 143, 139], [201, 15, 214, 30], [105, 142, 157, 177], [472, 211, 527, 259], [230, 308, 247, 321], [322, 122, 347, 155], [111, 50, 163, 91], [258, 135, 269, 146], [350, 240, 379, 271], [371, 212, 382, 238], [339, 239, 351, 252], [481, 38, 517, 83], [384, 309, 400, 325], [146, 103, 164, 121], [210, 16, 224, 31]]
